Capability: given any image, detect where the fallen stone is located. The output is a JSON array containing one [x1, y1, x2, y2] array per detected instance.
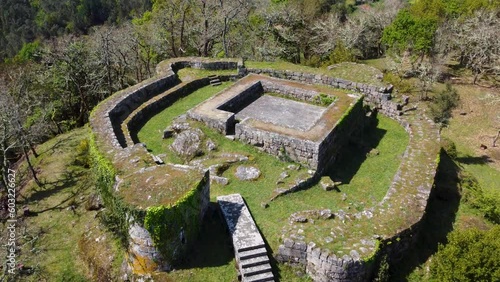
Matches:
[[163, 128, 174, 139], [287, 164, 300, 170], [211, 176, 229, 186], [341, 193, 347, 201], [171, 129, 204, 159], [279, 171, 290, 179], [235, 165, 261, 181], [171, 122, 191, 133], [85, 193, 103, 211], [320, 177, 337, 191], [206, 139, 217, 151], [367, 148, 380, 157]]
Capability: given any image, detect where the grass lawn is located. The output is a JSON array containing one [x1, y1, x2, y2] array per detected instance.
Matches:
[[246, 60, 385, 87], [1, 128, 122, 281], [137, 81, 234, 155], [441, 84, 500, 191], [132, 76, 408, 280], [149, 114, 407, 281], [206, 114, 408, 251]]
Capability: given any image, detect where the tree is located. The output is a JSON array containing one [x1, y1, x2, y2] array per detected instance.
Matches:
[[430, 226, 500, 281], [429, 83, 459, 126], [382, 9, 438, 57], [450, 10, 499, 84]]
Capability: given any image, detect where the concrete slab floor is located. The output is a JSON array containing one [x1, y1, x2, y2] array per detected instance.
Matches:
[[235, 95, 326, 131]]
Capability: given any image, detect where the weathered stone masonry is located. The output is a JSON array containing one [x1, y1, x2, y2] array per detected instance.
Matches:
[[189, 74, 364, 171], [90, 58, 241, 274], [89, 57, 438, 281]]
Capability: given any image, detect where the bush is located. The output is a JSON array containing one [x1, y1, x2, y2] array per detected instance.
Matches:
[[440, 137, 457, 159], [461, 171, 500, 224], [429, 83, 460, 125], [382, 71, 414, 95], [314, 93, 337, 106], [322, 41, 358, 66], [430, 226, 500, 281], [73, 139, 90, 168]]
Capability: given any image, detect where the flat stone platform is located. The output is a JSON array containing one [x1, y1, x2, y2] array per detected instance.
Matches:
[[218, 194, 275, 282], [235, 95, 326, 131]]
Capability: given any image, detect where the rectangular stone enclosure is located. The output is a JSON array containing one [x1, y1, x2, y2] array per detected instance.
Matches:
[[188, 74, 364, 171], [236, 95, 326, 132]]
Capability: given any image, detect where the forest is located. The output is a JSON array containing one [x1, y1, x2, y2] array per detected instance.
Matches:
[[0, 0, 499, 281]]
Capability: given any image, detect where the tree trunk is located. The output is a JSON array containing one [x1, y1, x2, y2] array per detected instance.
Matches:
[[202, 1, 209, 57], [223, 18, 229, 57], [22, 145, 41, 187], [493, 130, 500, 147]]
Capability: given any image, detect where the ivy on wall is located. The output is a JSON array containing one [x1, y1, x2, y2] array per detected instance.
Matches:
[[144, 174, 208, 263], [88, 133, 144, 246]]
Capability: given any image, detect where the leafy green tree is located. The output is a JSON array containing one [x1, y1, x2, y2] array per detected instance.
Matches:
[[382, 9, 437, 55], [429, 83, 459, 126], [430, 226, 500, 281]]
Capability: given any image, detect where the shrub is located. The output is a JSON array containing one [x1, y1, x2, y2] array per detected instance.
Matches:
[[430, 226, 500, 281], [440, 137, 457, 159], [461, 171, 500, 224], [429, 83, 460, 125], [322, 41, 358, 66], [314, 93, 337, 106], [74, 139, 90, 168], [382, 71, 414, 95]]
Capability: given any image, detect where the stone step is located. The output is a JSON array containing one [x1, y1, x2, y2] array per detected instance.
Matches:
[[241, 255, 269, 269], [239, 247, 268, 260], [211, 81, 222, 86], [207, 74, 218, 79], [238, 243, 266, 253], [244, 271, 274, 282], [210, 79, 221, 84], [242, 263, 272, 277]]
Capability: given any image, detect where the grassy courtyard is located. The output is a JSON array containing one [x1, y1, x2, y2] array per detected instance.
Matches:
[[134, 80, 409, 280]]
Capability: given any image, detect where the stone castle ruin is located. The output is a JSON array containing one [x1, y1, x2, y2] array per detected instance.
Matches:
[[188, 73, 364, 172], [89, 57, 440, 281]]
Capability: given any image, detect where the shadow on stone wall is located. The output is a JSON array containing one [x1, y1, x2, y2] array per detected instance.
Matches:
[[326, 117, 387, 185], [174, 203, 234, 269], [387, 151, 461, 281]]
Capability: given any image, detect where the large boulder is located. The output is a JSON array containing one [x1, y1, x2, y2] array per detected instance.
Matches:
[[170, 129, 204, 160], [235, 166, 261, 181]]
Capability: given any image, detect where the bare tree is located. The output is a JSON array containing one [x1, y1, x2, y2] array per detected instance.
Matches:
[[446, 10, 500, 84]]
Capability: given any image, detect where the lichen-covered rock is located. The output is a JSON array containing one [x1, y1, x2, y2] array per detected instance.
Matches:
[[211, 175, 229, 186], [206, 139, 217, 151], [85, 193, 103, 211], [170, 129, 204, 159], [320, 176, 336, 191], [235, 165, 261, 181]]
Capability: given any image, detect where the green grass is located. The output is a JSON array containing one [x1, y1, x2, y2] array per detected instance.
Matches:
[[206, 115, 408, 252], [177, 68, 237, 80], [137, 81, 234, 155], [247, 60, 385, 87], [1, 128, 103, 281]]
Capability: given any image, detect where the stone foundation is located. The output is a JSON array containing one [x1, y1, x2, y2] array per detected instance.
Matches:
[[188, 74, 364, 171]]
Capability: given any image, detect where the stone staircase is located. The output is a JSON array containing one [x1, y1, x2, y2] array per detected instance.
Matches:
[[217, 194, 275, 282], [208, 74, 222, 86]]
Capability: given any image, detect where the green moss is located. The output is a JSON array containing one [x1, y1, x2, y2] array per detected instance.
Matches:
[[144, 175, 207, 263]]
